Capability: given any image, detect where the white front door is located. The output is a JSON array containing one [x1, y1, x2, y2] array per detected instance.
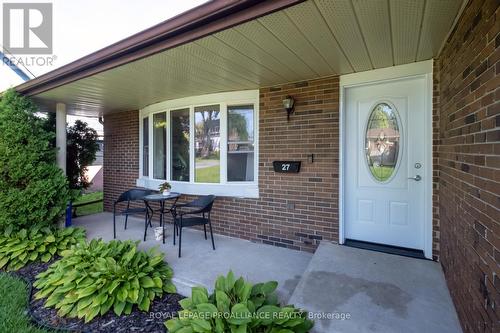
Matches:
[[345, 76, 428, 251]]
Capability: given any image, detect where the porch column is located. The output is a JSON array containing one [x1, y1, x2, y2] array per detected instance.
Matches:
[[55, 102, 67, 175]]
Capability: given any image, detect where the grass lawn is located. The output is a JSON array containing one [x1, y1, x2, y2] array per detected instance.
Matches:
[[73, 191, 103, 216], [370, 165, 395, 181], [195, 165, 220, 183], [0, 274, 49, 333]]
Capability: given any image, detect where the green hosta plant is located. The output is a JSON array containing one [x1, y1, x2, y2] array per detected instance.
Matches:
[[165, 271, 313, 333], [33, 239, 176, 323], [0, 225, 86, 271]]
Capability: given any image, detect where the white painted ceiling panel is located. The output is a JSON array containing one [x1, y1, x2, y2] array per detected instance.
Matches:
[[257, 9, 334, 76], [33, 0, 466, 116], [194, 36, 288, 83], [285, 0, 353, 74], [214, 29, 301, 82], [314, 0, 373, 72], [234, 20, 317, 78], [417, 0, 464, 60], [182, 38, 274, 86], [167, 48, 257, 88], [117, 54, 223, 96], [390, 0, 425, 65], [352, 0, 393, 68]]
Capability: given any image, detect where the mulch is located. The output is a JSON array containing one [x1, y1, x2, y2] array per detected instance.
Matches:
[[10, 260, 185, 333]]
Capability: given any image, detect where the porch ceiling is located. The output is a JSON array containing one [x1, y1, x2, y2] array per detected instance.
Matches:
[[31, 0, 465, 116]]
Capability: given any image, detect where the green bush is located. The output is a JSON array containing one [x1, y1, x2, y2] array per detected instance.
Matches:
[[165, 271, 313, 333], [0, 90, 70, 230], [0, 226, 85, 271], [67, 120, 99, 191], [44, 115, 100, 191], [33, 239, 176, 323]]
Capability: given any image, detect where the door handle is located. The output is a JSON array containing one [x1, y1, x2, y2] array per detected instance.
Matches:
[[408, 175, 422, 181]]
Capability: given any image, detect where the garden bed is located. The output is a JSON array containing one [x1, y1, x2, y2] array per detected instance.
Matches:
[[13, 260, 184, 333]]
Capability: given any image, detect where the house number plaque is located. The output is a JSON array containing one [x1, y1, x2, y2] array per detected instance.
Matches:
[[273, 161, 301, 173]]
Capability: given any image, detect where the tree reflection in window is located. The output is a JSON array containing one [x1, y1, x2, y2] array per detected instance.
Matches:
[[171, 108, 190, 181], [228, 105, 254, 181], [195, 105, 220, 183], [153, 113, 167, 179], [365, 103, 400, 182]]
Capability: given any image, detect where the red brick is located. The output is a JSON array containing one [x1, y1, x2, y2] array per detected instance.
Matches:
[[436, 0, 500, 331]]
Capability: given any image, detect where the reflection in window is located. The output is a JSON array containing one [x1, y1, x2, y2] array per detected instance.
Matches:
[[195, 105, 220, 183], [142, 117, 149, 177], [153, 113, 166, 179], [171, 108, 190, 182], [365, 103, 400, 182], [227, 105, 254, 181]]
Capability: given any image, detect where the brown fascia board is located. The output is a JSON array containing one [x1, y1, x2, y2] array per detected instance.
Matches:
[[16, 0, 305, 97]]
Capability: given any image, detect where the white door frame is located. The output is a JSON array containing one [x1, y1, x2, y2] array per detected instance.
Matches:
[[339, 60, 434, 259]]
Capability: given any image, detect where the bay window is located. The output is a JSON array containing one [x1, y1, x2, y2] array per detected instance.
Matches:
[[138, 90, 259, 198]]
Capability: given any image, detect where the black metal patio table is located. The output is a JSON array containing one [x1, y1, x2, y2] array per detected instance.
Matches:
[[143, 192, 181, 243]]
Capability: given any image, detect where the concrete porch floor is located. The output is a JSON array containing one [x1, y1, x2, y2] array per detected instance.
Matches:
[[72, 212, 312, 301], [73, 213, 461, 333], [289, 242, 462, 333]]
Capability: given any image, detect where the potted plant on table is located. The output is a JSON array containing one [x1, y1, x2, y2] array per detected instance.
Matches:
[[159, 182, 172, 195]]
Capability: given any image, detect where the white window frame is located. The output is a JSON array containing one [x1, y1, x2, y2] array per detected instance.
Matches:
[[137, 90, 259, 198]]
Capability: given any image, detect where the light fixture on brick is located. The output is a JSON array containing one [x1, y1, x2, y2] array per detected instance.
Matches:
[[282, 95, 295, 121]]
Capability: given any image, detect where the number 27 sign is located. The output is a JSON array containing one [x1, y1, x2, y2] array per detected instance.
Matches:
[[272, 161, 301, 173]]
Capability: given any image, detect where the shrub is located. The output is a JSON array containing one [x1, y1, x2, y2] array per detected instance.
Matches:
[[0, 90, 70, 230], [0, 226, 85, 271], [33, 239, 176, 323], [44, 116, 100, 191], [66, 120, 99, 191], [165, 271, 313, 333]]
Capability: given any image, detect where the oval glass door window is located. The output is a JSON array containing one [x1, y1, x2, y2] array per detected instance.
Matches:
[[365, 103, 400, 182]]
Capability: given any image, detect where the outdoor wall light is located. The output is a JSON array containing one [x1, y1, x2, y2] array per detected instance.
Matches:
[[283, 95, 295, 121]]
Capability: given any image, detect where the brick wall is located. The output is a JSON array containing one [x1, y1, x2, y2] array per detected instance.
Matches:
[[104, 76, 339, 252], [436, 0, 499, 331], [103, 110, 140, 212]]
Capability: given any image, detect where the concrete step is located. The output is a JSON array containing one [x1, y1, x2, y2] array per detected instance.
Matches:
[[288, 241, 462, 333]]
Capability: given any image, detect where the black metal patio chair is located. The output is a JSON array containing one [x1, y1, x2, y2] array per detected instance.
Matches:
[[173, 195, 216, 257], [113, 188, 155, 240]]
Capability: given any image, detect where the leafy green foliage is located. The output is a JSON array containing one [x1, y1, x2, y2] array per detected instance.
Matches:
[[0, 89, 70, 230], [67, 120, 99, 190], [159, 182, 172, 192], [165, 271, 313, 333], [0, 226, 85, 271], [33, 239, 176, 323], [44, 115, 100, 191]]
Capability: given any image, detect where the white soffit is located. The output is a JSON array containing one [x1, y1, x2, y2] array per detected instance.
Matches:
[[417, 0, 465, 60], [34, 0, 466, 116]]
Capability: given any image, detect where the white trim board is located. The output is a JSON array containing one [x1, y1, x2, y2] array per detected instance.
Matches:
[[340, 60, 433, 87], [339, 60, 434, 259]]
